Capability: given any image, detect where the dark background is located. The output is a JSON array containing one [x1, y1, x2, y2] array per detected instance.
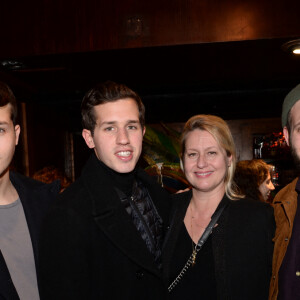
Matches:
[[0, 0, 300, 178]]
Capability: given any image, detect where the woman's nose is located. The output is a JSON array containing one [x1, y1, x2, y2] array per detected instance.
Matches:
[[197, 155, 208, 168], [269, 181, 275, 191]]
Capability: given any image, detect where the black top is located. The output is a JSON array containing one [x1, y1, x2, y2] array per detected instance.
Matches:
[[39, 153, 171, 300], [163, 190, 275, 300], [169, 224, 217, 300], [97, 159, 135, 196]]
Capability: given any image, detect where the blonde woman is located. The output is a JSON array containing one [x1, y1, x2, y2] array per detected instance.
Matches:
[[163, 115, 275, 300]]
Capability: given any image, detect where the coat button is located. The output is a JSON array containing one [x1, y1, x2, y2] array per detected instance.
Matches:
[[285, 237, 288, 241], [296, 271, 300, 277], [136, 270, 144, 279]]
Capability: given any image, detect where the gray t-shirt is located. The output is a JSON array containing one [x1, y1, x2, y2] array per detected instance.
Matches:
[[0, 198, 40, 300]]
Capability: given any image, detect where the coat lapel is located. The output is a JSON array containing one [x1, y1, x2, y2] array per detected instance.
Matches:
[[9, 172, 60, 281], [135, 168, 171, 231], [162, 190, 191, 280], [0, 250, 20, 299], [211, 196, 230, 300], [10, 175, 40, 262], [82, 155, 162, 277]]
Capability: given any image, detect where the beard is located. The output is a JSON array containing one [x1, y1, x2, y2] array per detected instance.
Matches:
[[290, 140, 300, 173]]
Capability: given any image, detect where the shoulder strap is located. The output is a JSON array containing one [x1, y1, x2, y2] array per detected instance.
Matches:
[[168, 201, 227, 293]]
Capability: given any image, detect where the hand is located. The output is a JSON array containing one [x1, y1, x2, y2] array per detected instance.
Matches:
[[176, 187, 191, 194]]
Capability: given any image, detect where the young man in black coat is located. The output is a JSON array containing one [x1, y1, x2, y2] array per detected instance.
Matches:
[[0, 82, 60, 299], [39, 81, 170, 299]]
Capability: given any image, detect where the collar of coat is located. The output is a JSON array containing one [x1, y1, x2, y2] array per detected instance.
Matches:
[[273, 177, 298, 227], [81, 153, 170, 276], [81, 153, 169, 219]]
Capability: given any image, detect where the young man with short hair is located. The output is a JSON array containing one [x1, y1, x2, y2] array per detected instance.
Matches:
[[39, 81, 170, 299], [0, 82, 59, 299], [269, 83, 300, 299]]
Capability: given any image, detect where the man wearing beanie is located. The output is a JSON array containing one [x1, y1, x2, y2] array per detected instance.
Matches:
[[269, 84, 300, 300]]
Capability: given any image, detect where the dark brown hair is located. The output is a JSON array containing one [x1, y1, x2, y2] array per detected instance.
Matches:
[[81, 81, 145, 135], [234, 159, 272, 202], [33, 166, 72, 193], [0, 81, 18, 125]]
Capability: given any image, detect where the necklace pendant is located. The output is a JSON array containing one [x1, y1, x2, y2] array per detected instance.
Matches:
[[192, 249, 197, 266]]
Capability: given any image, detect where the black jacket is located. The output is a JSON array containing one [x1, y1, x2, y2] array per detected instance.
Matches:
[[163, 190, 275, 300], [0, 172, 60, 300], [39, 154, 171, 300]]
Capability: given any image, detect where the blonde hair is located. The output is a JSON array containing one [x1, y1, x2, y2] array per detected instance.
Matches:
[[180, 114, 242, 200]]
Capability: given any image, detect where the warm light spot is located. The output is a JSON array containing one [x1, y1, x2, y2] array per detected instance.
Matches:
[[293, 48, 300, 54]]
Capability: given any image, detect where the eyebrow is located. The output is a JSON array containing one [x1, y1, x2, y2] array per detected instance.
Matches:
[[186, 146, 218, 151], [98, 120, 140, 126], [293, 121, 300, 129], [0, 121, 9, 125]]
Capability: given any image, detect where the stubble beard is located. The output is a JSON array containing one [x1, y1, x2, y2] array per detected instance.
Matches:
[[290, 140, 300, 173]]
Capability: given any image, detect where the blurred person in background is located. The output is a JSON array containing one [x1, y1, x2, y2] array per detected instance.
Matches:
[[33, 166, 72, 193], [234, 159, 275, 202]]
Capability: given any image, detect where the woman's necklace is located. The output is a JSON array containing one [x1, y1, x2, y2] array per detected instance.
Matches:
[[191, 216, 207, 229], [190, 205, 205, 266], [189, 204, 213, 266], [191, 230, 199, 267]]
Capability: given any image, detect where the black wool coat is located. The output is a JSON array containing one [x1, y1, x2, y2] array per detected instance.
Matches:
[[39, 154, 171, 300], [0, 172, 60, 300], [163, 190, 275, 300]]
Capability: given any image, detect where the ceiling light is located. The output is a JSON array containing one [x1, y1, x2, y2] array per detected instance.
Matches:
[[293, 48, 300, 54], [282, 39, 300, 55], [0, 60, 24, 70]]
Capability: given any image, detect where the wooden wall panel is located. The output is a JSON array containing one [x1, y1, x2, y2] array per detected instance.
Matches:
[[0, 0, 300, 57], [152, 117, 282, 162]]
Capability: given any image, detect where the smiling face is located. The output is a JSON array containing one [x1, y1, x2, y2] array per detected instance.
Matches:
[[0, 104, 20, 179], [182, 129, 231, 194], [258, 171, 275, 201], [82, 98, 145, 173]]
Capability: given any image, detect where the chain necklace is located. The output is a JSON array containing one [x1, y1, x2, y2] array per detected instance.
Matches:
[[191, 216, 208, 229], [190, 205, 205, 266], [190, 225, 204, 266], [189, 205, 211, 266]]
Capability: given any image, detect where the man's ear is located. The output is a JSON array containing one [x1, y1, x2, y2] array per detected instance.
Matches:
[[82, 129, 95, 149], [15, 125, 20, 146], [142, 126, 146, 136], [283, 126, 290, 146]]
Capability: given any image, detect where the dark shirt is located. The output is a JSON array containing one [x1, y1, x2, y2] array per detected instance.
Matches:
[[116, 179, 163, 268], [169, 224, 217, 300], [100, 159, 163, 268], [278, 178, 300, 300]]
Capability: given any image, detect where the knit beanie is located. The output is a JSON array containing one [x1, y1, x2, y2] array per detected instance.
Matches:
[[282, 83, 300, 127]]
